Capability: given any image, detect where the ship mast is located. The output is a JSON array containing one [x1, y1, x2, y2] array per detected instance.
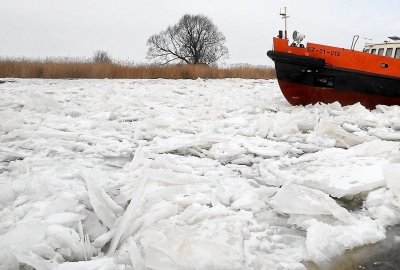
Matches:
[[280, 7, 289, 39]]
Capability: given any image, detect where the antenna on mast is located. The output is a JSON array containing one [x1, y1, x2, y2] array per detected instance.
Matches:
[[280, 7, 289, 39]]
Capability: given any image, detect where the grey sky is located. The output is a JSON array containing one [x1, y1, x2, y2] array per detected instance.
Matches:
[[1, 0, 400, 65]]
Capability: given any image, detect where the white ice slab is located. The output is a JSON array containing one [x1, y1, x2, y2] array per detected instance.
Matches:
[[259, 143, 390, 198]]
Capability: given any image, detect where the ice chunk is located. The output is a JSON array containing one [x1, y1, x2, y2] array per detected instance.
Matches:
[[291, 142, 325, 153], [150, 137, 211, 154], [270, 184, 353, 222], [253, 115, 274, 138], [262, 147, 389, 198], [128, 143, 144, 171], [245, 145, 283, 158], [108, 170, 149, 255], [274, 122, 299, 138], [80, 170, 123, 229], [148, 169, 213, 186], [345, 102, 370, 114], [369, 203, 400, 226], [383, 164, 400, 200], [0, 122, 41, 142], [152, 155, 194, 174], [253, 185, 279, 199], [0, 224, 47, 270], [221, 116, 248, 128], [0, 177, 26, 207], [46, 212, 86, 224], [208, 141, 246, 161], [140, 216, 246, 269], [82, 210, 108, 240], [0, 117, 23, 133], [365, 188, 400, 226], [57, 258, 115, 270], [62, 106, 86, 118], [78, 220, 97, 261], [306, 220, 385, 264], [23, 92, 62, 111], [272, 112, 300, 138], [170, 192, 211, 206], [46, 224, 84, 261], [0, 146, 31, 163], [12, 247, 53, 270], [179, 203, 233, 225], [292, 108, 318, 132], [358, 115, 379, 128], [18, 129, 80, 142], [303, 156, 387, 198], [231, 191, 265, 212], [141, 201, 179, 228], [30, 243, 56, 260], [128, 238, 146, 270], [342, 123, 362, 133], [347, 140, 400, 157], [87, 111, 115, 120], [315, 121, 370, 148], [92, 229, 116, 249], [373, 130, 400, 141]]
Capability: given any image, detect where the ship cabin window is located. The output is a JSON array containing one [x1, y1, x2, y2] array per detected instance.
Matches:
[[395, 48, 400, 58], [378, 48, 384, 55], [386, 48, 393, 57], [371, 49, 377, 54], [365, 49, 370, 53]]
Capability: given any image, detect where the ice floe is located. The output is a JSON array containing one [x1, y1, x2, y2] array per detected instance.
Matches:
[[1, 78, 400, 269]]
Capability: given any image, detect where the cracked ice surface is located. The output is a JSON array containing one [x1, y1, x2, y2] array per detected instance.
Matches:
[[1, 78, 400, 269]]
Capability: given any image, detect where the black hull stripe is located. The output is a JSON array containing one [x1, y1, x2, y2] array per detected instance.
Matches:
[[268, 51, 400, 99]]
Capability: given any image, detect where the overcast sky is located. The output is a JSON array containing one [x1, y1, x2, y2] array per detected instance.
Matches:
[[2, 0, 400, 65]]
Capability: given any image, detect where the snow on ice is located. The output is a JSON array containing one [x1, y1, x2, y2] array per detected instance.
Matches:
[[1, 78, 400, 269]]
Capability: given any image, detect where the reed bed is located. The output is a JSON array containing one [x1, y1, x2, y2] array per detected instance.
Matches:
[[0, 58, 276, 79]]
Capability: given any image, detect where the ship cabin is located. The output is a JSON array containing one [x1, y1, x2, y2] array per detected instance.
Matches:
[[364, 36, 400, 58]]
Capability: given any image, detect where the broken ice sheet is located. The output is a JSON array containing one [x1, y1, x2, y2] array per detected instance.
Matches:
[[12, 247, 54, 270], [365, 188, 400, 226], [269, 184, 387, 265], [383, 163, 400, 200], [364, 164, 400, 226], [306, 219, 385, 264], [0, 224, 48, 270], [245, 145, 284, 158], [207, 141, 247, 161], [4, 79, 400, 269], [23, 92, 62, 111], [259, 144, 390, 198], [57, 257, 115, 270], [46, 224, 86, 261], [139, 216, 246, 270], [269, 183, 353, 223], [149, 135, 215, 154], [315, 120, 370, 148], [148, 168, 215, 186], [80, 169, 124, 229], [231, 190, 266, 212], [46, 212, 86, 224]]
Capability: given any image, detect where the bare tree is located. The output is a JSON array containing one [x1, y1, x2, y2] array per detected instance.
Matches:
[[146, 14, 229, 65], [93, 50, 112, 63]]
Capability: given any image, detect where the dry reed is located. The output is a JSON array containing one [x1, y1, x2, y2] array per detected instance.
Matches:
[[0, 58, 276, 79]]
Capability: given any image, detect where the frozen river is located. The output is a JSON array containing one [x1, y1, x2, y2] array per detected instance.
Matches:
[[1, 78, 400, 269]]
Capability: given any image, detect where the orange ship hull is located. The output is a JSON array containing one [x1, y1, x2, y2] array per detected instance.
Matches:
[[267, 38, 400, 109]]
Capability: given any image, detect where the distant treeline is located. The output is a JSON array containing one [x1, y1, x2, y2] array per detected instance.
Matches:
[[0, 57, 276, 79]]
